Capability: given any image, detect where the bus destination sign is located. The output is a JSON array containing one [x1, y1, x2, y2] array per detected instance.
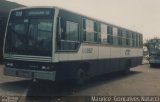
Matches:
[[11, 8, 54, 18], [26, 10, 51, 16]]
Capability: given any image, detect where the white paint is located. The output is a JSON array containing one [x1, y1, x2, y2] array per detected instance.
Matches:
[[56, 43, 143, 62], [98, 46, 111, 59]]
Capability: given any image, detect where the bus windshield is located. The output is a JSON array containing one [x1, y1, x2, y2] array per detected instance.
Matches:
[[5, 18, 53, 56], [149, 43, 160, 53]]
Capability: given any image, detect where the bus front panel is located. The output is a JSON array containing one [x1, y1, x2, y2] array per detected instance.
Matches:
[[4, 8, 57, 81]]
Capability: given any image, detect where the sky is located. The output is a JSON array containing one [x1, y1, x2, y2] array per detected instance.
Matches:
[[6, 0, 160, 40]]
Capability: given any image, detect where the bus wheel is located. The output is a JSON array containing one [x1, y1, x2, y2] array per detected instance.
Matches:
[[150, 64, 156, 68], [75, 68, 86, 85], [124, 68, 130, 74], [150, 64, 153, 68], [123, 60, 131, 74]]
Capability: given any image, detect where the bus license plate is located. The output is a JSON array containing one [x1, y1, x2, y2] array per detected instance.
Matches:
[[17, 71, 32, 78]]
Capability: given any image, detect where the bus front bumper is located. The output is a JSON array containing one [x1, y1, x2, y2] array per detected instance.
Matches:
[[149, 58, 160, 64], [4, 67, 56, 81]]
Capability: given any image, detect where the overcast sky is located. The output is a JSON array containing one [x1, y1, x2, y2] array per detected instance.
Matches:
[[6, 0, 160, 40]]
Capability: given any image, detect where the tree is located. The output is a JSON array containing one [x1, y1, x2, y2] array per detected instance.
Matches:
[[143, 39, 150, 50]]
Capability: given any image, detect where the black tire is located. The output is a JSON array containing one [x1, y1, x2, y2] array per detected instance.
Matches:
[[123, 68, 130, 74], [75, 68, 86, 85], [122, 60, 131, 74], [150, 63, 156, 68]]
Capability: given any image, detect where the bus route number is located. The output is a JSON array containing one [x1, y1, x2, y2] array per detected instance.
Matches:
[[82, 48, 93, 53]]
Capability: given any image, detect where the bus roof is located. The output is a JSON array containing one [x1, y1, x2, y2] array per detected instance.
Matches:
[[10, 6, 143, 35]]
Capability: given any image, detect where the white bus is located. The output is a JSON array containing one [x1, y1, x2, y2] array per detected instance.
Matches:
[[3, 7, 143, 84]]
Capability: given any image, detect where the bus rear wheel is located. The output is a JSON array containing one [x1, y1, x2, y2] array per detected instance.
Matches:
[[75, 68, 86, 85], [150, 63, 157, 68], [122, 60, 131, 74], [150, 64, 154, 68]]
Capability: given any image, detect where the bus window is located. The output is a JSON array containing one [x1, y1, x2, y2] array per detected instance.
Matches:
[[126, 38, 130, 46], [57, 20, 79, 51], [5, 19, 53, 56], [66, 21, 79, 41], [122, 38, 126, 46], [122, 30, 126, 38], [83, 19, 97, 42], [118, 29, 122, 45], [107, 35, 113, 44], [86, 19, 94, 42], [118, 37, 122, 45], [100, 24, 107, 43], [107, 26, 113, 44], [113, 36, 118, 45], [28, 19, 52, 51], [107, 26, 113, 35], [113, 27, 118, 45], [94, 22, 99, 42]]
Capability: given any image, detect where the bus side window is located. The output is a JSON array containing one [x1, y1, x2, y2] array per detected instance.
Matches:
[[107, 26, 113, 44], [83, 18, 98, 43], [94, 22, 99, 42], [112, 27, 118, 45], [122, 30, 126, 46], [57, 19, 79, 51], [100, 24, 107, 44], [118, 29, 122, 45]]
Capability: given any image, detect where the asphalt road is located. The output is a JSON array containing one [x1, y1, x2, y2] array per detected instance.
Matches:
[[0, 60, 160, 101]]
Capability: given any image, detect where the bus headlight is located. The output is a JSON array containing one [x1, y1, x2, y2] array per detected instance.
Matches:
[[6, 63, 14, 67], [41, 66, 53, 70], [42, 66, 47, 70]]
